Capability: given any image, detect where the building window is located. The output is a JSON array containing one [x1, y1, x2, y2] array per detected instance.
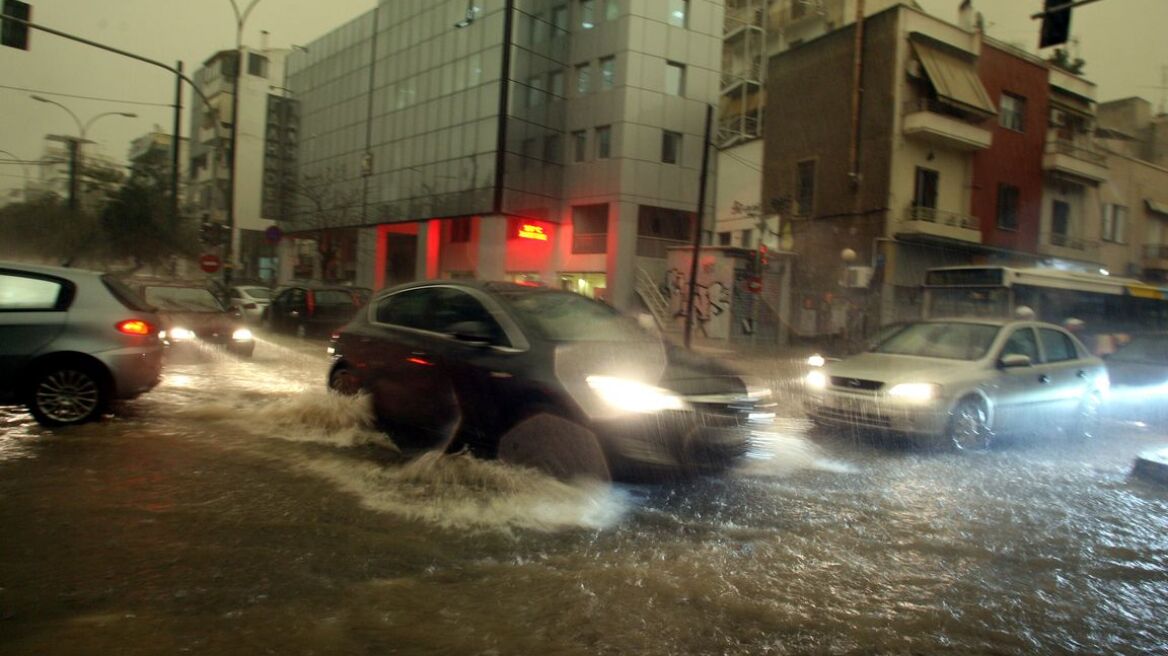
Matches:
[[1102, 203, 1128, 243], [575, 62, 591, 95], [913, 166, 939, 210], [599, 56, 616, 89], [718, 231, 731, 246], [572, 203, 608, 254], [665, 61, 685, 96], [552, 5, 569, 34], [521, 138, 538, 168], [668, 0, 688, 27], [247, 53, 269, 78], [637, 205, 694, 256], [529, 11, 547, 43], [544, 134, 561, 163], [795, 159, 816, 216], [741, 229, 754, 248], [526, 75, 545, 107], [450, 217, 472, 243], [1000, 93, 1026, 132], [1052, 200, 1071, 238], [549, 70, 564, 98], [596, 125, 612, 159], [580, 0, 595, 29], [605, 0, 620, 20], [662, 130, 681, 164], [572, 130, 588, 162], [997, 184, 1020, 230]]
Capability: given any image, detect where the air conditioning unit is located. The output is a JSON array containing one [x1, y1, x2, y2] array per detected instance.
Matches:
[[845, 266, 874, 288]]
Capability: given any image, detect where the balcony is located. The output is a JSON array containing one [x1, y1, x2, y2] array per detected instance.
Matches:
[[902, 99, 993, 152], [724, 5, 764, 37], [897, 205, 982, 244], [720, 62, 762, 91], [1039, 231, 1100, 261], [1043, 138, 1108, 183], [1144, 244, 1168, 270]]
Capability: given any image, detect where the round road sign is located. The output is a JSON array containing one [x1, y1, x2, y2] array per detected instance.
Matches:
[[199, 253, 222, 274]]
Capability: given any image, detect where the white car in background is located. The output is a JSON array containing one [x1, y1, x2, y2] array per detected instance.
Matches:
[[804, 319, 1109, 450], [227, 285, 272, 323]]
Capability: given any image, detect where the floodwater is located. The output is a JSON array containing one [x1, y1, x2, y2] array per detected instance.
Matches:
[[1, 334, 1166, 655]]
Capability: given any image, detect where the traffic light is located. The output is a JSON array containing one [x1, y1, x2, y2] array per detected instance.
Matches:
[[1039, 0, 1072, 48], [1, 0, 30, 50], [758, 243, 769, 267]]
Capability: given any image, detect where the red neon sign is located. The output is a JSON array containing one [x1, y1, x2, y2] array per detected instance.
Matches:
[[517, 223, 548, 241]]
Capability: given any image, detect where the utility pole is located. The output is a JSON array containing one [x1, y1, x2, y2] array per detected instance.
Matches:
[[684, 104, 714, 350], [171, 60, 183, 227]]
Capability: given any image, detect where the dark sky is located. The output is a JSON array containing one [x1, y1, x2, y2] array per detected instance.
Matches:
[[1, 0, 1162, 199]]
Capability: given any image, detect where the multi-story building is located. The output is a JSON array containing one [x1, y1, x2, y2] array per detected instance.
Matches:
[[34, 140, 123, 214], [281, 0, 723, 312], [189, 39, 289, 282], [127, 128, 189, 197]]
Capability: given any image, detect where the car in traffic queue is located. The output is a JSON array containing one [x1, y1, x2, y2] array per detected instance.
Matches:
[[129, 281, 255, 358], [803, 319, 1109, 450], [1103, 332, 1168, 426], [264, 283, 369, 339], [0, 261, 164, 427], [226, 284, 273, 323], [326, 280, 774, 481]]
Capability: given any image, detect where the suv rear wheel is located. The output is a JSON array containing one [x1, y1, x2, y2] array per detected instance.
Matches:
[[26, 363, 108, 427]]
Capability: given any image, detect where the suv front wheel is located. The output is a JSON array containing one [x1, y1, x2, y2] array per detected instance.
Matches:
[[26, 363, 109, 427]]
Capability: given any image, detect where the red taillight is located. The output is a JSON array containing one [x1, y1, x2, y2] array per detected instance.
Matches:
[[116, 319, 154, 336]]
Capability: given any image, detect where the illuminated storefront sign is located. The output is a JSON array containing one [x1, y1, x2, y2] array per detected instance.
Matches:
[[517, 223, 549, 241]]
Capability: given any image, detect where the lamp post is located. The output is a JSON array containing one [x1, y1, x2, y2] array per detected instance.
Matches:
[[223, 0, 263, 286], [30, 95, 136, 211]]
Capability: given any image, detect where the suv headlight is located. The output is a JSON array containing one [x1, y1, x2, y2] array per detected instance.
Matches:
[[805, 370, 827, 391], [232, 328, 254, 341], [887, 382, 941, 402], [585, 375, 687, 413]]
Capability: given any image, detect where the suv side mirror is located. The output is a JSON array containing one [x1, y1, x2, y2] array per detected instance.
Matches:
[[999, 353, 1032, 369], [448, 320, 494, 346]]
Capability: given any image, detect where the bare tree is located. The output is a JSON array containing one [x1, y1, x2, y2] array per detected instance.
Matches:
[[287, 168, 363, 282]]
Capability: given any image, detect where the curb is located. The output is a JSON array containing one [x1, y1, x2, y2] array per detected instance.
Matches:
[[1132, 447, 1168, 485]]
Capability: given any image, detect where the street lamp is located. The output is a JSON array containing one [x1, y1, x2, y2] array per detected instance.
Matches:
[[30, 95, 137, 211], [223, 0, 263, 285]]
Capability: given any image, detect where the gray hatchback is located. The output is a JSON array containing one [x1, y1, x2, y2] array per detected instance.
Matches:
[[0, 261, 164, 426]]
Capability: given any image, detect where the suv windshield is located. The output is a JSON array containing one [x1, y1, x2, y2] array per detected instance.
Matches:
[[502, 290, 650, 342], [144, 286, 225, 312], [872, 322, 1001, 361]]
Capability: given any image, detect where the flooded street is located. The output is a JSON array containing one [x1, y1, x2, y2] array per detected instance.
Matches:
[[1, 336, 1166, 655]]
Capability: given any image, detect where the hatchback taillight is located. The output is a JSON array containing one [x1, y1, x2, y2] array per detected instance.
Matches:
[[116, 319, 155, 336]]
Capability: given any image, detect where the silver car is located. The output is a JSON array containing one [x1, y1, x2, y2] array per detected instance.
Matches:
[[804, 319, 1109, 449], [0, 262, 164, 426]]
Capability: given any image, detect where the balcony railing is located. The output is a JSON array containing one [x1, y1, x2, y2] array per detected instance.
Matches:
[[1041, 231, 1099, 254], [906, 205, 979, 230], [1046, 138, 1107, 165], [1144, 244, 1168, 260], [724, 5, 763, 32], [572, 232, 606, 255], [636, 236, 689, 258], [721, 62, 762, 87], [902, 98, 987, 124]]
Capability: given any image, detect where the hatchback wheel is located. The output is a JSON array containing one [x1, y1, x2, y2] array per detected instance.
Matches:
[[329, 367, 360, 396], [498, 412, 611, 482], [948, 398, 990, 451], [27, 364, 107, 427]]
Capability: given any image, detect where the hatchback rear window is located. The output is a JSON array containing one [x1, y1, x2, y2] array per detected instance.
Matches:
[[102, 275, 154, 312]]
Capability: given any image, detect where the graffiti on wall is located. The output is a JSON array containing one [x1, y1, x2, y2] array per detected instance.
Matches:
[[665, 267, 731, 336]]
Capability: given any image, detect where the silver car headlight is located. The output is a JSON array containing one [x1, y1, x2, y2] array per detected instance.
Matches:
[[805, 370, 827, 391], [887, 382, 941, 402], [168, 327, 196, 342], [807, 353, 826, 368], [232, 328, 254, 341], [585, 375, 687, 413]]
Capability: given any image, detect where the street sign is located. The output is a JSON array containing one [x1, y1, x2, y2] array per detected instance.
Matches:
[[264, 224, 283, 245], [747, 276, 762, 293], [199, 253, 222, 274]]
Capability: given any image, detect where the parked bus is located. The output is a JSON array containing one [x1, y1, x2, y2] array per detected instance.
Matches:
[[922, 265, 1168, 353]]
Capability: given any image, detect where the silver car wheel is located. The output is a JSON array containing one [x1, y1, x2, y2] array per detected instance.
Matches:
[[34, 368, 102, 425], [949, 399, 990, 451]]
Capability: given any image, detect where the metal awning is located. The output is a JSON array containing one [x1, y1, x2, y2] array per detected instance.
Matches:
[[1146, 199, 1168, 215], [910, 37, 997, 118]]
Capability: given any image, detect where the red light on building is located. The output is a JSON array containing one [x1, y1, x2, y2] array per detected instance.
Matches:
[[517, 223, 548, 241]]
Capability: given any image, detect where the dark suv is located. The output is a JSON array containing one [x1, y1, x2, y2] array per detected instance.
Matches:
[[327, 280, 773, 481], [0, 262, 164, 426]]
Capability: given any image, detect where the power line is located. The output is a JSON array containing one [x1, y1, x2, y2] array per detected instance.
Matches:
[[0, 84, 172, 108]]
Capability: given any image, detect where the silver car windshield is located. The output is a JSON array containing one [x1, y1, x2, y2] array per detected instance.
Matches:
[[872, 322, 1001, 361]]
